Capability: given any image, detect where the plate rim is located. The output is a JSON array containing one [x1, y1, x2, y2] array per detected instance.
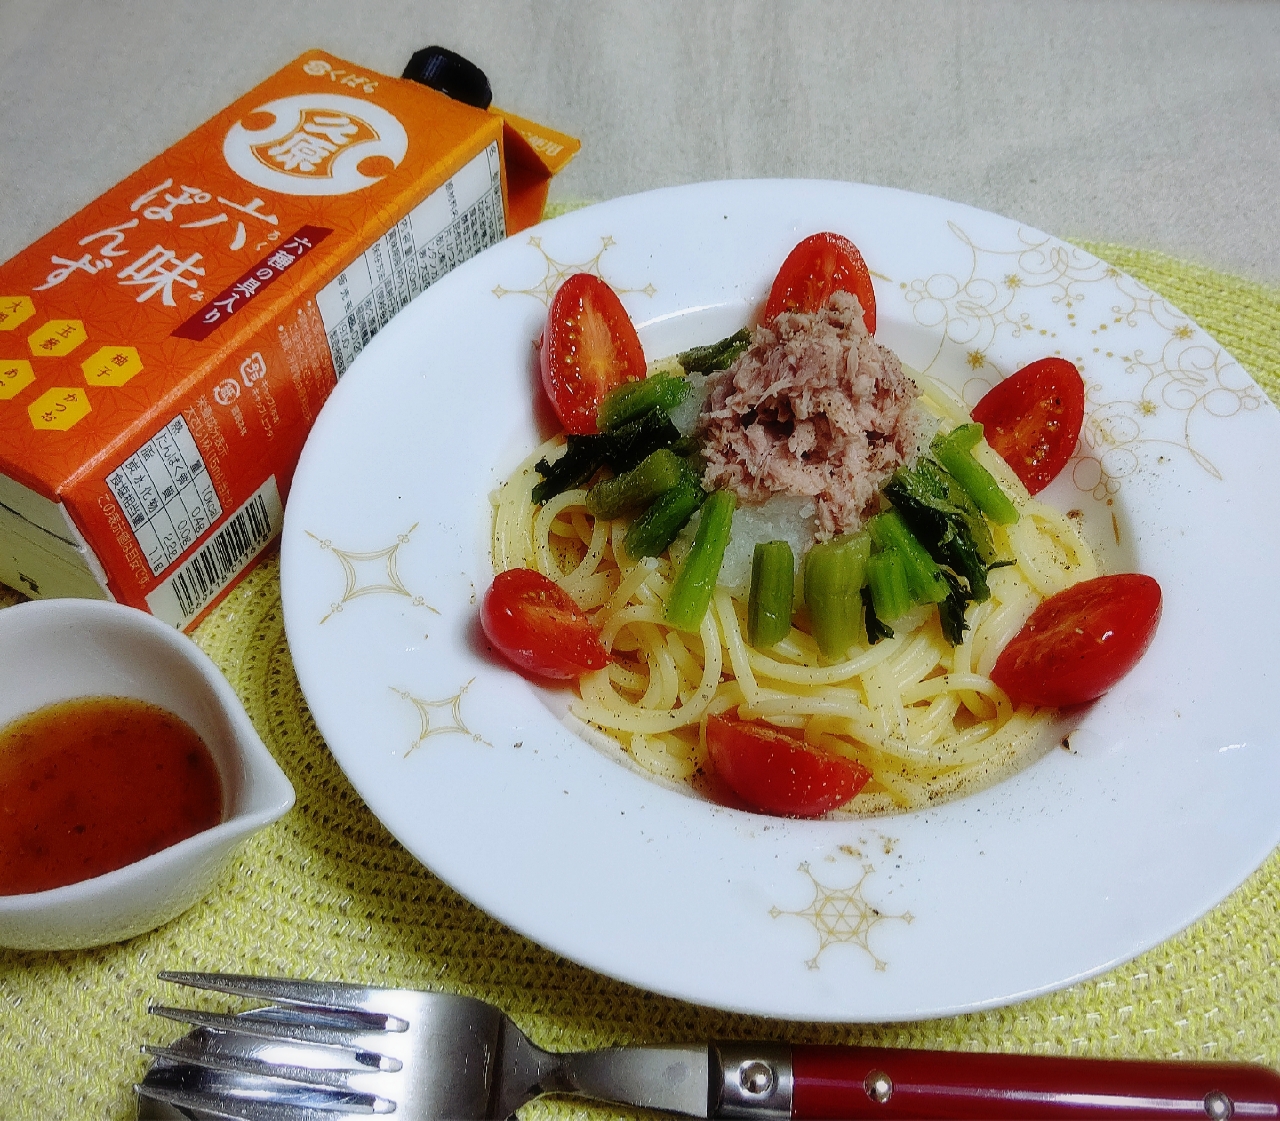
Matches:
[[280, 178, 1280, 1021]]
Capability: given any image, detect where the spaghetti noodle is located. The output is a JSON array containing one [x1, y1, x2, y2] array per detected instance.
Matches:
[[491, 364, 1096, 816]]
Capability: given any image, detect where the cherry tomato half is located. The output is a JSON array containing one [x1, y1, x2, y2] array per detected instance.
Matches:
[[540, 273, 646, 435], [991, 574, 1162, 708], [762, 232, 877, 334], [706, 714, 872, 818], [481, 568, 611, 680], [971, 356, 1085, 495]]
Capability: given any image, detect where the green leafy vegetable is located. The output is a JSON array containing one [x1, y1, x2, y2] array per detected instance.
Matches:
[[532, 437, 609, 506], [884, 457, 996, 603], [532, 405, 688, 506], [936, 569, 970, 646], [882, 454, 1019, 645], [602, 406, 686, 474]]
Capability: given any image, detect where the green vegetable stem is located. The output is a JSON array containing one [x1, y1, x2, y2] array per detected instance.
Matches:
[[586, 449, 685, 519], [862, 585, 895, 644], [931, 424, 1020, 525], [803, 532, 871, 661], [867, 510, 948, 605], [867, 547, 913, 623], [747, 541, 795, 648], [598, 373, 691, 431], [666, 491, 736, 631], [623, 462, 707, 561], [676, 328, 751, 374]]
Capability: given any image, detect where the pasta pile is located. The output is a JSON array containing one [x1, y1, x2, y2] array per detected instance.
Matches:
[[491, 374, 1096, 815]]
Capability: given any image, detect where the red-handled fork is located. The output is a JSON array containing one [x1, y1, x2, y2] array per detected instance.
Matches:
[[136, 972, 1280, 1120]]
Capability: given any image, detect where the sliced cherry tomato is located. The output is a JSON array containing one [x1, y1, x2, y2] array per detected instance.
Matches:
[[971, 356, 1085, 495], [706, 714, 872, 818], [762, 231, 876, 334], [991, 574, 1162, 708], [481, 568, 611, 680], [540, 273, 646, 435]]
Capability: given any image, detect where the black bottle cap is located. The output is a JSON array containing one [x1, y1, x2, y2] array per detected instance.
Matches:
[[402, 46, 493, 110]]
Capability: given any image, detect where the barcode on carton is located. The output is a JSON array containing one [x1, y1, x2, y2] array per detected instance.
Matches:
[[146, 477, 283, 627]]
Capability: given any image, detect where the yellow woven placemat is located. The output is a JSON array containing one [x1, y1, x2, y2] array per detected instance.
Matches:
[[1, 238, 1278, 1121]]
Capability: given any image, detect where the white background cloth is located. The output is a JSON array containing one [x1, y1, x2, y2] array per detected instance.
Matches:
[[0, 0, 1276, 282]]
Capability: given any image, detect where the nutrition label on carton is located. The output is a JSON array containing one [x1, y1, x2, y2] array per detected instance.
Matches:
[[316, 142, 505, 377], [105, 416, 222, 578]]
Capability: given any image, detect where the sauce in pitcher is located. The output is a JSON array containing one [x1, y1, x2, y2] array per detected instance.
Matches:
[[0, 696, 223, 895]]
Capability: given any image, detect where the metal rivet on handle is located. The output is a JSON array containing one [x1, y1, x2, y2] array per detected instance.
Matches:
[[738, 1060, 775, 1096], [716, 1043, 792, 1119], [1204, 1090, 1234, 1120], [864, 1070, 894, 1104]]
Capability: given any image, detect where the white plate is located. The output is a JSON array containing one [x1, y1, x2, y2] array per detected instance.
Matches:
[[280, 180, 1280, 1021]]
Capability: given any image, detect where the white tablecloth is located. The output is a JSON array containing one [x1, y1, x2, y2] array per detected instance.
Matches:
[[1, 0, 1276, 282]]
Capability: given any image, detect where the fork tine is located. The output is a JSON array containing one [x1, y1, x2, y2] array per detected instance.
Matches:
[[143, 1039, 358, 1090], [159, 971, 392, 1015], [137, 1063, 393, 1119], [149, 1004, 391, 1051], [136, 1082, 378, 1120], [147, 1021, 399, 1074], [135, 1080, 263, 1121], [136, 1080, 308, 1121], [242, 1002, 405, 1035]]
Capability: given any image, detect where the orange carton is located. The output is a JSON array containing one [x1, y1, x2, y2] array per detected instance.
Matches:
[[0, 50, 577, 628]]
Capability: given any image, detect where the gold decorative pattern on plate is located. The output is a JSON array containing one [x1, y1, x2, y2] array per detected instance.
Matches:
[[492, 235, 655, 305], [771, 852, 913, 971], [1073, 331, 1261, 499], [902, 223, 1262, 497], [392, 681, 491, 757], [305, 524, 439, 625]]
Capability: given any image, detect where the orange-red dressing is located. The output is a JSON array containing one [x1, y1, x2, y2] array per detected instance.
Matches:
[[0, 697, 222, 895]]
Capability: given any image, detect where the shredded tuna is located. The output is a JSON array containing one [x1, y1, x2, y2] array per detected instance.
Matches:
[[696, 290, 924, 539]]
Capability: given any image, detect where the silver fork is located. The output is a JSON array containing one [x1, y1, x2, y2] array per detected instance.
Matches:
[[136, 971, 1280, 1120], [137, 971, 727, 1121]]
